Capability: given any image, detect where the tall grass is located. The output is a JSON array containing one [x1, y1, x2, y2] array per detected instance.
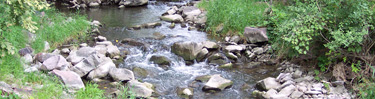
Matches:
[[198, 0, 268, 36], [75, 83, 105, 99], [0, 8, 91, 98]]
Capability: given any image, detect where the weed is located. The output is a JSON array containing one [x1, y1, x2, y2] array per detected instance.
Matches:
[[75, 82, 105, 99]]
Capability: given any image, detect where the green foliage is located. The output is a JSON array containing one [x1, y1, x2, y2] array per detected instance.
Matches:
[[314, 70, 321, 81], [268, 0, 374, 55], [359, 80, 375, 98], [33, 76, 64, 99], [198, 0, 268, 35], [75, 83, 105, 99], [118, 86, 136, 99], [351, 61, 361, 73]]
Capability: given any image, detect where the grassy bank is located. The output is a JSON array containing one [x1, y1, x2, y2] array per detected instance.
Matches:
[[198, 0, 268, 36], [0, 8, 107, 98]]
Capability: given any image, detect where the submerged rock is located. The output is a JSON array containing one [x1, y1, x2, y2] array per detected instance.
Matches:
[[202, 74, 233, 92], [149, 55, 171, 66]]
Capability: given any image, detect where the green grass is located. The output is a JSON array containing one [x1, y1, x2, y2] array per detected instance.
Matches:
[[0, 8, 91, 98], [198, 0, 268, 36], [75, 83, 105, 99]]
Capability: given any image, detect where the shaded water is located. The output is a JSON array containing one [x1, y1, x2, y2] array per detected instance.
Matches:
[[57, 1, 278, 99]]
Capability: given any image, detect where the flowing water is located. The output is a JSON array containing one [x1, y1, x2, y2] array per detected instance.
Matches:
[[57, 1, 279, 98]]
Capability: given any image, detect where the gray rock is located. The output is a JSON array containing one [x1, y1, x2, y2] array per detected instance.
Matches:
[[118, 5, 125, 8], [195, 75, 211, 83], [290, 91, 304, 98], [61, 48, 70, 54], [79, 43, 88, 47], [143, 22, 162, 28], [88, 2, 100, 7], [106, 45, 120, 58], [243, 27, 268, 43], [94, 45, 107, 55], [225, 52, 238, 60], [44, 41, 50, 51], [87, 61, 116, 80], [256, 77, 281, 91], [51, 70, 85, 92], [24, 66, 38, 73], [177, 88, 193, 98], [218, 63, 233, 69], [133, 67, 148, 78], [109, 68, 135, 82], [295, 76, 314, 83], [305, 91, 321, 95], [253, 47, 264, 55], [121, 38, 149, 47], [96, 41, 113, 46], [229, 35, 241, 43], [126, 80, 153, 97], [202, 41, 219, 49], [153, 32, 166, 40], [91, 20, 102, 27], [245, 50, 256, 59], [293, 69, 303, 78], [0, 81, 13, 93], [171, 42, 203, 61], [160, 15, 184, 23], [165, 6, 177, 15], [278, 80, 295, 90], [70, 54, 106, 77], [21, 54, 33, 64], [96, 36, 107, 42], [121, 0, 148, 6], [207, 53, 227, 65], [278, 85, 295, 97], [150, 55, 171, 66], [18, 47, 33, 56], [263, 89, 278, 99], [41, 55, 69, 71], [196, 48, 209, 61], [193, 12, 207, 26], [276, 73, 293, 83], [224, 45, 245, 52], [243, 62, 261, 69], [169, 23, 175, 29], [181, 6, 201, 21], [202, 74, 233, 92]]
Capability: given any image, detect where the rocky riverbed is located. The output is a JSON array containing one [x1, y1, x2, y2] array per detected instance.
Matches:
[[1, 0, 355, 99]]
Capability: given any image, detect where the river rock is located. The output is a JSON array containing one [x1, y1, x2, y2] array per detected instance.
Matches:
[[51, 70, 85, 92], [181, 6, 201, 22], [164, 6, 178, 15], [207, 53, 227, 65], [87, 61, 116, 80], [106, 45, 120, 58], [202, 74, 233, 92], [202, 41, 219, 49], [40, 55, 69, 71], [91, 20, 102, 27], [224, 45, 245, 52], [96, 36, 107, 42], [94, 45, 107, 55], [121, 0, 148, 6], [243, 62, 261, 69], [61, 48, 70, 54], [109, 68, 135, 82], [253, 47, 265, 55], [169, 23, 175, 28], [256, 77, 281, 91], [96, 41, 113, 46], [152, 32, 166, 40], [160, 15, 184, 23], [88, 2, 100, 7], [196, 48, 208, 61], [218, 63, 233, 69], [177, 88, 193, 98], [262, 89, 278, 99], [278, 85, 296, 97], [126, 80, 154, 98], [79, 43, 88, 47], [243, 27, 268, 43], [133, 67, 148, 78], [70, 54, 107, 77], [195, 75, 211, 83], [35, 53, 55, 63], [143, 22, 162, 28], [171, 42, 203, 61], [276, 73, 293, 83], [18, 47, 33, 56], [290, 90, 304, 98], [149, 55, 171, 66], [121, 38, 148, 47], [66, 47, 96, 65], [193, 12, 207, 27], [225, 52, 238, 60]]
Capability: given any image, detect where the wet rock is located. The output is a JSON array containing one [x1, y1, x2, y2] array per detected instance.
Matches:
[[243, 27, 268, 43], [177, 88, 193, 98], [96, 36, 107, 42], [181, 6, 201, 21], [207, 53, 227, 65], [188, 27, 197, 31], [131, 25, 142, 30], [40, 55, 69, 71], [225, 52, 238, 60], [160, 15, 184, 23], [87, 61, 116, 80], [133, 67, 148, 77], [152, 32, 166, 40], [255, 77, 281, 91], [245, 50, 256, 59], [121, 38, 149, 47], [169, 23, 175, 29], [180, 23, 187, 28], [171, 42, 203, 61], [202, 41, 219, 49], [196, 48, 209, 61], [121, 0, 148, 6], [193, 12, 207, 27], [150, 55, 171, 66], [61, 48, 70, 54], [106, 45, 120, 58], [109, 68, 135, 82], [195, 75, 211, 83], [218, 63, 233, 69], [88, 2, 100, 7], [243, 62, 261, 69], [143, 22, 162, 28], [51, 70, 85, 92], [202, 74, 233, 92], [18, 47, 33, 56], [164, 6, 178, 15], [126, 80, 154, 98], [118, 5, 125, 8]]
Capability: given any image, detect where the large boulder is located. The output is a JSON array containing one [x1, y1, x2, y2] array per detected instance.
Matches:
[[193, 12, 207, 26], [243, 27, 268, 43], [87, 61, 116, 80], [202, 41, 219, 49], [66, 47, 96, 65], [181, 6, 201, 21], [202, 74, 233, 92], [40, 55, 69, 71], [120, 0, 148, 6], [70, 54, 109, 77], [35, 53, 57, 63], [106, 45, 120, 58], [109, 68, 135, 82], [51, 70, 85, 92], [171, 42, 203, 61], [160, 15, 184, 23], [126, 80, 154, 98]]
